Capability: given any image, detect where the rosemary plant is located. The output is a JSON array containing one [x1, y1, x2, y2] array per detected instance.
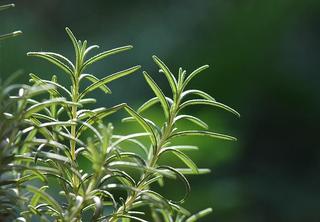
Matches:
[[0, 3, 24, 220], [0, 4, 239, 221]]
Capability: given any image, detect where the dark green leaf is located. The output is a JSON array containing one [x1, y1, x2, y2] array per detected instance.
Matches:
[[143, 71, 170, 118]]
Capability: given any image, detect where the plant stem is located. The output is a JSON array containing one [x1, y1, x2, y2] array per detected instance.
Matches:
[[109, 106, 178, 222], [71, 76, 79, 189]]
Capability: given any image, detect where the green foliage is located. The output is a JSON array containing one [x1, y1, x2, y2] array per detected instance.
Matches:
[[0, 4, 238, 221]]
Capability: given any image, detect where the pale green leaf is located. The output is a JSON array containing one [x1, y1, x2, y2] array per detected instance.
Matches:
[[186, 208, 213, 222], [80, 73, 111, 93], [26, 185, 63, 215], [170, 130, 237, 141], [0, 3, 14, 12], [82, 45, 133, 71], [161, 145, 198, 151], [183, 65, 209, 89], [159, 148, 198, 174], [137, 97, 173, 113], [179, 99, 240, 117], [152, 55, 177, 96], [174, 115, 208, 129], [157, 166, 191, 203], [24, 98, 80, 118], [80, 66, 141, 98], [0, 31, 22, 40], [181, 89, 215, 101], [27, 52, 74, 79], [65, 27, 80, 65], [124, 105, 157, 146]]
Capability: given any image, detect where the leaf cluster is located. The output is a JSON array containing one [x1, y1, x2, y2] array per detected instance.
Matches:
[[0, 5, 239, 222]]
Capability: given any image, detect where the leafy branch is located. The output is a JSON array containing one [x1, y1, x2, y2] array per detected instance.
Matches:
[[0, 6, 238, 220], [108, 55, 239, 221]]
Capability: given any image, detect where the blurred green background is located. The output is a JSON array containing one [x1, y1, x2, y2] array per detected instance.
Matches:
[[1, 0, 320, 221]]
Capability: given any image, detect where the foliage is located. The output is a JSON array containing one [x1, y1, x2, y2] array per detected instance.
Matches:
[[0, 3, 238, 222]]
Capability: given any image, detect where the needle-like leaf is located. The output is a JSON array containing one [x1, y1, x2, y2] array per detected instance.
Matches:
[[179, 99, 240, 117], [159, 148, 199, 174], [143, 71, 170, 119], [182, 65, 209, 89], [152, 55, 177, 97], [124, 105, 157, 146], [170, 130, 237, 141], [80, 66, 141, 98], [82, 45, 133, 71]]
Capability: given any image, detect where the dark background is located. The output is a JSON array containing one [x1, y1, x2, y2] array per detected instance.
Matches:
[[1, 0, 320, 221]]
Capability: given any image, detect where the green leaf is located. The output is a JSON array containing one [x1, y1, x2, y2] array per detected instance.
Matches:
[[40, 52, 75, 70], [92, 196, 103, 220], [140, 190, 171, 210], [186, 208, 213, 222], [112, 135, 149, 155], [27, 52, 74, 80], [170, 130, 237, 141], [178, 67, 186, 87], [80, 66, 141, 98], [76, 103, 126, 136], [106, 152, 147, 167], [152, 55, 177, 97], [143, 71, 170, 118], [83, 45, 99, 57], [80, 73, 111, 94], [26, 185, 63, 215], [174, 115, 208, 129], [137, 97, 173, 113], [0, 3, 15, 12], [34, 151, 70, 164], [79, 98, 96, 104], [181, 89, 215, 101], [22, 121, 75, 135], [179, 99, 240, 117], [82, 45, 133, 71], [29, 186, 49, 209], [65, 27, 80, 65], [122, 116, 162, 137], [112, 133, 151, 149], [29, 73, 61, 98], [140, 175, 163, 189], [175, 168, 211, 175], [157, 166, 190, 204], [24, 98, 81, 118], [0, 31, 22, 40], [99, 171, 136, 188], [162, 145, 198, 151], [183, 65, 209, 89], [117, 215, 148, 222], [159, 148, 198, 174], [90, 189, 117, 208], [137, 97, 159, 113], [124, 105, 157, 146]]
